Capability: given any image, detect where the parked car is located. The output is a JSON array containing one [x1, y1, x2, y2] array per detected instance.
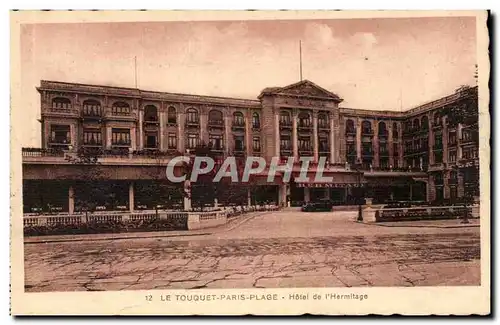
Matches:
[[301, 199, 333, 212]]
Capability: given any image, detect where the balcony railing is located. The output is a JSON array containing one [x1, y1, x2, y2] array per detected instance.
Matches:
[[22, 147, 65, 157], [361, 129, 373, 135], [144, 117, 160, 125], [279, 120, 292, 129], [49, 138, 71, 146], [345, 128, 356, 135], [252, 124, 261, 131], [280, 148, 292, 156], [318, 123, 329, 130], [232, 123, 245, 131], [185, 120, 200, 128], [208, 119, 224, 128]]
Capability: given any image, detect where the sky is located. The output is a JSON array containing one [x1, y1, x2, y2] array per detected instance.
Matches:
[[19, 17, 477, 147]]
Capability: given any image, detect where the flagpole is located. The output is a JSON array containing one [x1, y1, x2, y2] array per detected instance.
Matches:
[[134, 56, 138, 89], [299, 40, 303, 81]]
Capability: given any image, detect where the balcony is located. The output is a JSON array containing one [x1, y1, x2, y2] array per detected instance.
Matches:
[[185, 120, 200, 128], [460, 133, 479, 144], [82, 140, 103, 147], [280, 148, 292, 156], [298, 149, 313, 156], [233, 148, 246, 157], [208, 119, 224, 129], [297, 122, 312, 131], [252, 147, 261, 154], [318, 123, 329, 131], [166, 119, 177, 127], [111, 140, 131, 148], [143, 117, 160, 126], [48, 138, 71, 148], [279, 120, 292, 130], [319, 151, 330, 159], [252, 124, 261, 131], [43, 106, 80, 119], [345, 128, 356, 135], [232, 122, 245, 132], [361, 151, 373, 157], [81, 111, 104, 123], [361, 129, 374, 136]]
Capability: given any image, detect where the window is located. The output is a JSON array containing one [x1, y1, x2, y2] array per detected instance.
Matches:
[[82, 99, 102, 116], [392, 123, 399, 138], [462, 146, 478, 160], [280, 111, 292, 126], [421, 116, 429, 130], [448, 131, 457, 145], [380, 143, 388, 155], [233, 112, 245, 126], [168, 133, 177, 149], [378, 122, 388, 137], [252, 137, 261, 152], [393, 143, 399, 156], [252, 113, 260, 129], [209, 134, 223, 150], [434, 151, 443, 163], [145, 132, 158, 149], [187, 133, 199, 149], [186, 108, 199, 124], [412, 118, 420, 130], [298, 112, 311, 127], [448, 150, 457, 163], [112, 102, 130, 115], [434, 173, 444, 185], [144, 105, 158, 122], [167, 106, 177, 124], [346, 119, 355, 134], [234, 135, 245, 151], [83, 129, 102, 145], [433, 113, 441, 127], [434, 133, 443, 148], [280, 134, 291, 150], [52, 97, 72, 109], [298, 135, 311, 151], [362, 143, 373, 156], [361, 120, 372, 134], [461, 129, 476, 142], [209, 110, 223, 126], [380, 158, 389, 169], [347, 142, 356, 155], [50, 125, 70, 144], [112, 128, 131, 146], [318, 113, 328, 129], [319, 135, 329, 152]]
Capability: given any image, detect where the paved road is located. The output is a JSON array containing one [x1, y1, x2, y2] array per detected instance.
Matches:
[[24, 211, 481, 292]]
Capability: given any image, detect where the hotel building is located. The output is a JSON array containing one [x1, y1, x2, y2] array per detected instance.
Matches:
[[22, 80, 479, 213]]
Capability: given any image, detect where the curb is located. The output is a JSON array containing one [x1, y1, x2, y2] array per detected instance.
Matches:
[[24, 231, 213, 245], [24, 211, 270, 244], [361, 221, 480, 229]]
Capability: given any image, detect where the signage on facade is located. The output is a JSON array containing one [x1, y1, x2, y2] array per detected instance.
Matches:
[[296, 183, 364, 188]]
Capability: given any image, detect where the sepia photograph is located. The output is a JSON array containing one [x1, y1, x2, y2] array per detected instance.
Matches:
[[10, 10, 490, 315]]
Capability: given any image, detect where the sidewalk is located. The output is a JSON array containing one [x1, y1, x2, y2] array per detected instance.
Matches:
[[24, 211, 265, 244], [364, 218, 480, 228]]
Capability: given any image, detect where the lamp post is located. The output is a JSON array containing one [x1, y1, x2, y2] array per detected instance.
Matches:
[[352, 159, 364, 222]]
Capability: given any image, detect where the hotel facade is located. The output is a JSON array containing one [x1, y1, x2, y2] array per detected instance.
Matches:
[[22, 80, 479, 213]]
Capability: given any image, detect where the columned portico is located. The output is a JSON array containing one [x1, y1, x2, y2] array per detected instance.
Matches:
[[329, 112, 335, 163], [68, 186, 75, 215], [313, 111, 319, 162], [129, 182, 135, 213], [292, 111, 298, 160]]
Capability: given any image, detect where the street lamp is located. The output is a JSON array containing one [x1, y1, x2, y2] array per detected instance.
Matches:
[[352, 159, 364, 222]]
